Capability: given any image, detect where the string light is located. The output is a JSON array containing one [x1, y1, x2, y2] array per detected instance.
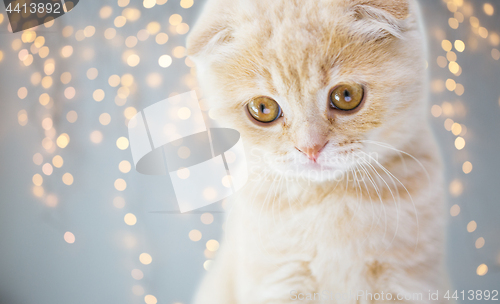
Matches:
[[64, 232, 75, 244]]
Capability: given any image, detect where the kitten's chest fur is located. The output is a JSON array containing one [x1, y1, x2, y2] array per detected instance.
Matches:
[[226, 178, 419, 297]]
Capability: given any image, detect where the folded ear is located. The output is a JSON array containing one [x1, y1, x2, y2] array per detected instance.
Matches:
[[186, 0, 235, 57], [345, 0, 412, 38], [351, 0, 409, 20]]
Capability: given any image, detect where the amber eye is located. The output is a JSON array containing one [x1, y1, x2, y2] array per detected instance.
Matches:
[[330, 84, 364, 111], [247, 97, 282, 123]]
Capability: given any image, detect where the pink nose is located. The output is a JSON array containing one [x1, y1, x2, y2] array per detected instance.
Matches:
[[296, 143, 327, 162]]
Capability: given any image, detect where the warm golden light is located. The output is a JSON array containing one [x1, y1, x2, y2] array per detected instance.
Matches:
[[441, 40, 452, 52], [462, 161, 473, 174], [108, 75, 121, 87], [84, 26, 96, 38], [116, 137, 130, 150], [42, 163, 54, 175], [93, 89, 105, 102], [127, 54, 140, 67], [57, 133, 70, 148], [104, 28, 117, 40], [62, 26, 74, 37], [143, 0, 156, 9], [124, 107, 137, 120], [203, 260, 213, 271], [455, 83, 464, 96], [114, 16, 127, 27], [146, 73, 162, 88], [448, 18, 459, 29], [450, 204, 460, 217], [451, 123, 462, 135], [172, 46, 186, 58], [125, 36, 138, 48], [99, 113, 112, 125], [445, 79, 456, 91], [144, 295, 157, 304], [180, 0, 194, 8], [61, 72, 72, 84], [189, 229, 202, 242], [156, 33, 169, 45], [159, 55, 172, 68], [147, 22, 161, 34], [124, 213, 137, 225], [33, 186, 44, 197], [478, 27, 489, 39], [492, 49, 500, 61], [64, 232, 75, 244], [483, 3, 494, 16], [87, 67, 98, 80], [100, 6, 113, 18], [131, 269, 144, 280], [176, 23, 190, 35], [90, 130, 103, 144], [61, 45, 73, 58], [431, 105, 442, 117], [455, 137, 465, 150], [140, 253, 152, 265], [41, 76, 53, 89], [200, 213, 214, 225], [64, 87, 76, 99], [33, 153, 44, 166], [123, 8, 141, 21], [449, 179, 463, 197], [467, 220, 477, 233], [114, 178, 127, 191], [17, 87, 28, 99], [475, 237, 485, 249], [476, 264, 488, 276], [118, 0, 130, 7], [169, 14, 182, 26], [18, 110, 28, 126], [62, 173, 74, 185], [33, 174, 43, 186], [52, 155, 64, 168], [121, 74, 134, 87], [66, 111, 78, 123], [206, 240, 220, 252], [119, 160, 132, 173]]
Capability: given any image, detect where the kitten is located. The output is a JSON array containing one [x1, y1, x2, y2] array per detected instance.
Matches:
[[187, 0, 448, 303]]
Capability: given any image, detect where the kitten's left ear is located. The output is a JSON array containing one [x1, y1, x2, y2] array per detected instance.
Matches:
[[344, 0, 413, 38], [186, 0, 235, 57]]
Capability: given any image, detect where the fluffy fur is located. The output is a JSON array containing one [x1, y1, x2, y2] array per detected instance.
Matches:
[[187, 0, 448, 303]]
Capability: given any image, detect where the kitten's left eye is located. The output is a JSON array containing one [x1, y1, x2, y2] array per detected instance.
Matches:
[[247, 97, 282, 123], [330, 83, 364, 111]]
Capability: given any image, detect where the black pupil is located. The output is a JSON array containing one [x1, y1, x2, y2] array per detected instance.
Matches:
[[344, 90, 350, 98], [260, 103, 266, 113]]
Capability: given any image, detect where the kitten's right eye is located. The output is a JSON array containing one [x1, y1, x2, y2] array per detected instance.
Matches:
[[247, 97, 282, 123]]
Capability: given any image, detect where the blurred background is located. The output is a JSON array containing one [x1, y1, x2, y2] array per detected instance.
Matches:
[[0, 0, 498, 303]]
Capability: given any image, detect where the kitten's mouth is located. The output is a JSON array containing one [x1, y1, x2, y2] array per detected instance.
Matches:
[[256, 143, 366, 181]]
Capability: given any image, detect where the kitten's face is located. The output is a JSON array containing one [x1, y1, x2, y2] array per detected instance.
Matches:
[[188, 0, 427, 181]]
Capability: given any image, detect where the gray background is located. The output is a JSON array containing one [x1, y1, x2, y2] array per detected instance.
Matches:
[[0, 0, 498, 303]]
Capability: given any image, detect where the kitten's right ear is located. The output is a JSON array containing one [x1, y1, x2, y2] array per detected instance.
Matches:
[[186, 0, 235, 57]]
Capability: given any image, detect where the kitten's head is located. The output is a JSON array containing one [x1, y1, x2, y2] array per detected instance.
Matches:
[[187, 0, 428, 181]]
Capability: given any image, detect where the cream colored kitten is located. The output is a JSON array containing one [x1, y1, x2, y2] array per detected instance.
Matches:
[[187, 0, 448, 303]]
